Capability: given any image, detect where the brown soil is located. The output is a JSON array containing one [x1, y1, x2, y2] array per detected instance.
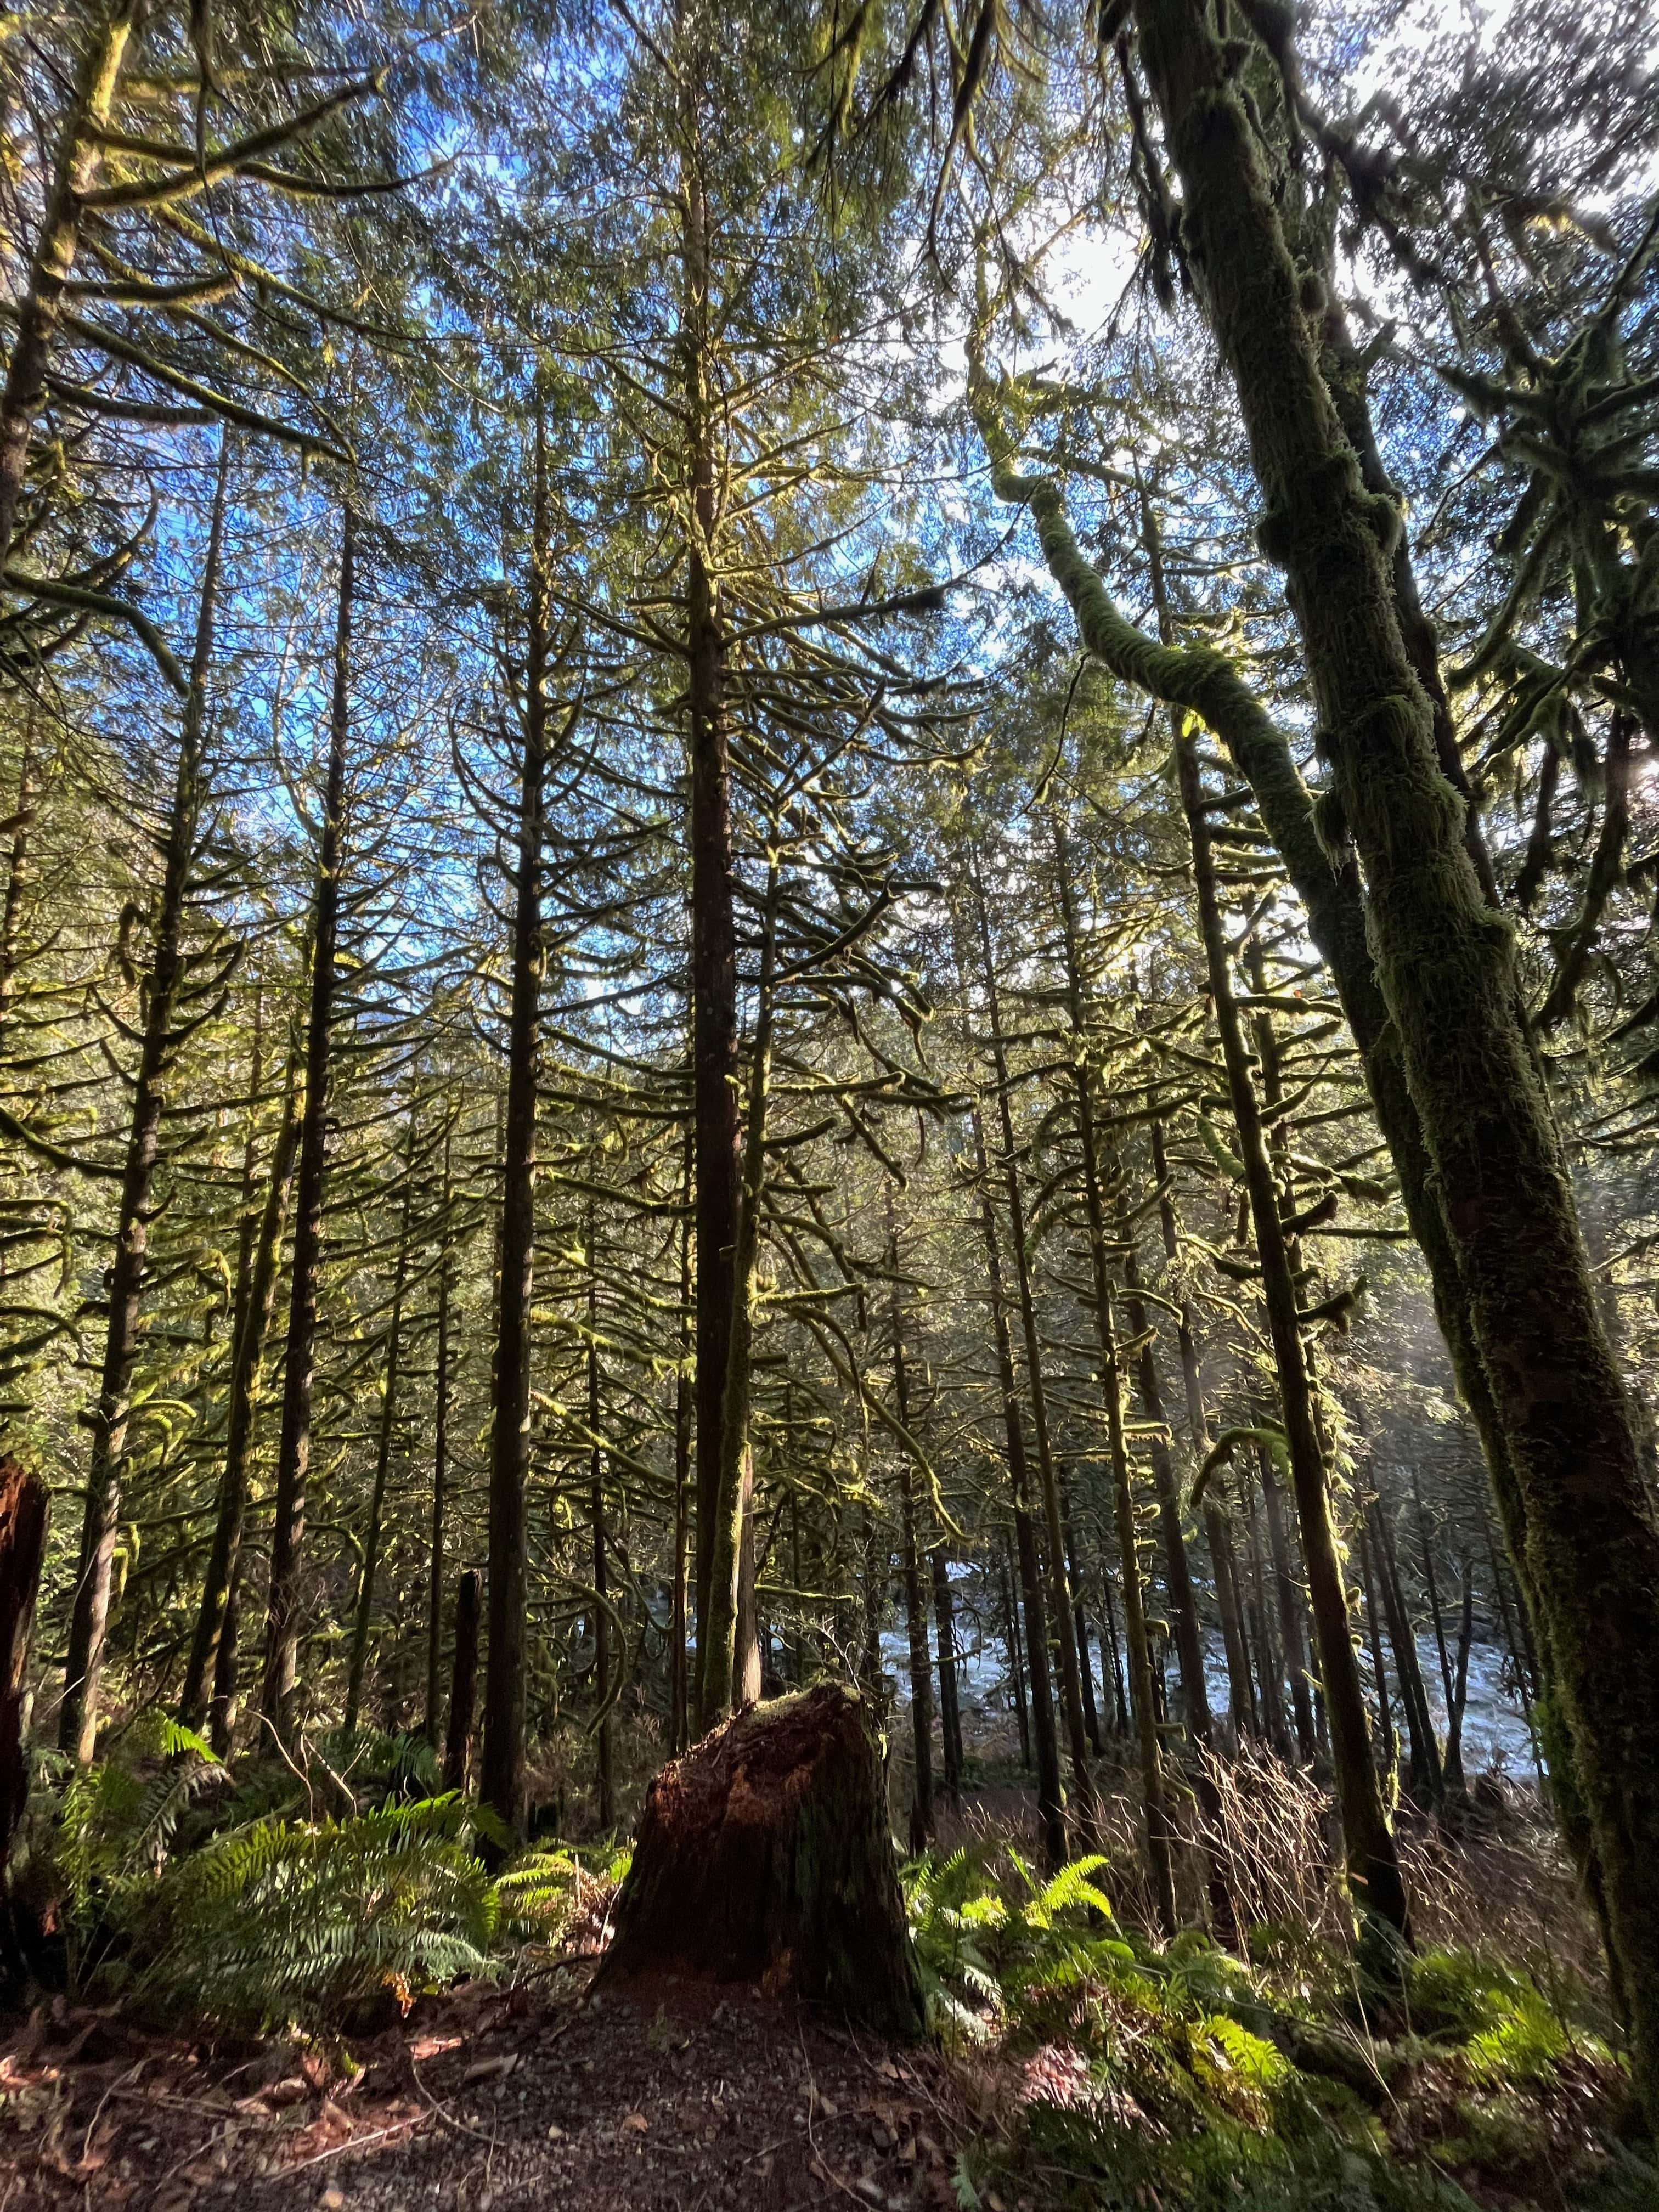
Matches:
[[0, 1971, 964, 2212]]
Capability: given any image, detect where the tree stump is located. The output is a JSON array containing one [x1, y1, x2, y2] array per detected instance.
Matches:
[[601, 1684, 924, 2037], [0, 1455, 47, 1860]]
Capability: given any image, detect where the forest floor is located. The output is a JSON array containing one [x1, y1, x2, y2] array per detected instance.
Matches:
[[0, 1970, 967, 2211]]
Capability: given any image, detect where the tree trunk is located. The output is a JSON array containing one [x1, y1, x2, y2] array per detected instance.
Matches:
[[1259, 1447, 1318, 1767], [443, 1569, 481, 1795], [602, 1684, 924, 2037], [680, 126, 742, 1667], [61, 439, 229, 1762], [1138, 0, 1659, 2070], [345, 1114, 417, 1736], [259, 500, 355, 1741], [0, 0, 139, 572], [480, 428, 553, 1840], [588, 1208, 613, 1827], [179, 1050, 299, 1733], [1002, 1548, 1030, 1769], [1150, 1118, 1254, 1743], [890, 1243, 934, 1853], [1159, 519, 1406, 1953], [698, 859, 777, 1725], [1244, 1481, 1293, 1763], [1357, 1523, 1398, 1784], [974, 874, 1097, 1850], [0, 1456, 47, 1866], [670, 1126, 693, 1753], [930, 1545, 964, 1808], [1446, 1561, 1475, 1798], [969, 1102, 1064, 1865], [1372, 1499, 1443, 1807], [426, 1122, 455, 1743], [1413, 1473, 1461, 1795]]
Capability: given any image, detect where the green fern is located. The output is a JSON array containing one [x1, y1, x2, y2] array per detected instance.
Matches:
[[123, 1792, 501, 2025]]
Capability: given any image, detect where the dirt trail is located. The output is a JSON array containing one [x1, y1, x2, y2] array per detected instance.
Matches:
[[1, 1973, 965, 2211]]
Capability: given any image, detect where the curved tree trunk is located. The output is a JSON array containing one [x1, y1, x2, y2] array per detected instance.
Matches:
[[1137, 0, 1659, 2083]]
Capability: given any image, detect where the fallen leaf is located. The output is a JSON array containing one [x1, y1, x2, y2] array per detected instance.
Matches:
[[462, 2054, 518, 2085]]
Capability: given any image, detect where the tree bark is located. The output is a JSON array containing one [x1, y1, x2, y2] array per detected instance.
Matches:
[[259, 500, 355, 1741], [1371, 1498, 1443, 1807], [930, 1545, 964, 1808], [0, 0, 139, 573], [680, 110, 742, 1666], [179, 1051, 299, 1734], [345, 1113, 417, 1735], [61, 438, 229, 1762], [889, 1233, 934, 1853], [588, 1204, 613, 1826], [1156, 528, 1406, 1953], [426, 1121, 455, 1743], [443, 1569, 481, 1795], [1138, 0, 1659, 2063], [974, 874, 1098, 1852], [480, 429, 553, 1839], [0, 1456, 47, 1866], [698, 859, 777, 1725], [968, 1100, 1064, 1867], [603, 1684, 924, 2035]]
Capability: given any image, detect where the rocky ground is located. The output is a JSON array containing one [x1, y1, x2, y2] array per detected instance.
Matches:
[[0, 1970, 968, 2212]]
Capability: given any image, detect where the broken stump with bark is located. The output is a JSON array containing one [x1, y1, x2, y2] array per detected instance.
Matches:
[[601, 1683, 924, 2036]]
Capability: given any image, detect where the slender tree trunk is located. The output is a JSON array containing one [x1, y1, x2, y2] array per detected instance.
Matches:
[[1001, 1548, 1031, 1770], [680, 123, 742, 1665], [1259, 1447, 1318, 1767], [426, 1122, 455, 1744], [1155, 512, 1406, 1952], [0, 708, 38, 1063], [974, 875, 1097, 1850], [1099, 1565, 1130, 1737], [1244, 1481, 1294, 1763], [931, 1546, 964, 1807], [345, 1116, 416, 1736], [969, 1101, 1064, 1866], [1357, 1523, 1398, 1784], [1061, 1487, 1102, 1758], [890, 1255, 935, 1852], [180, 1052, 299, 1733], [259, 501, 356, 1742], [480, 427, 556, 1837], [1413, 1474, 1462, 1793], [861, 1505, 886, 1697], [0, 0, 139, 573], [61, 441, 229, 1762], [698, 859, 778, 1724], [671, 1126, 693, 1752], [1150, 1119, 1252, 1742], [588, 1205, 613, 1825], [1372, 1499, 1443, 1807], [443, 1570, 481, 1795], [1446, 1561, 1475, 1797]]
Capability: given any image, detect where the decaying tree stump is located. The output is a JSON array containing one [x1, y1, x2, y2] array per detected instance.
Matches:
[[0, 1454, 47, 1862], [602, 1683, 924, 2036]]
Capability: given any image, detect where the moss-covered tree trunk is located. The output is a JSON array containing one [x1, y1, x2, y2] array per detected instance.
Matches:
[[1133, 9, 1659, 2095], [968, 1097, 1065, 1865], [602, 1685, 924, 2037]]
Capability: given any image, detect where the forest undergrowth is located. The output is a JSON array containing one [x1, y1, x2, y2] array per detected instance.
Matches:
[[1, 1718, 1649, 2212]]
